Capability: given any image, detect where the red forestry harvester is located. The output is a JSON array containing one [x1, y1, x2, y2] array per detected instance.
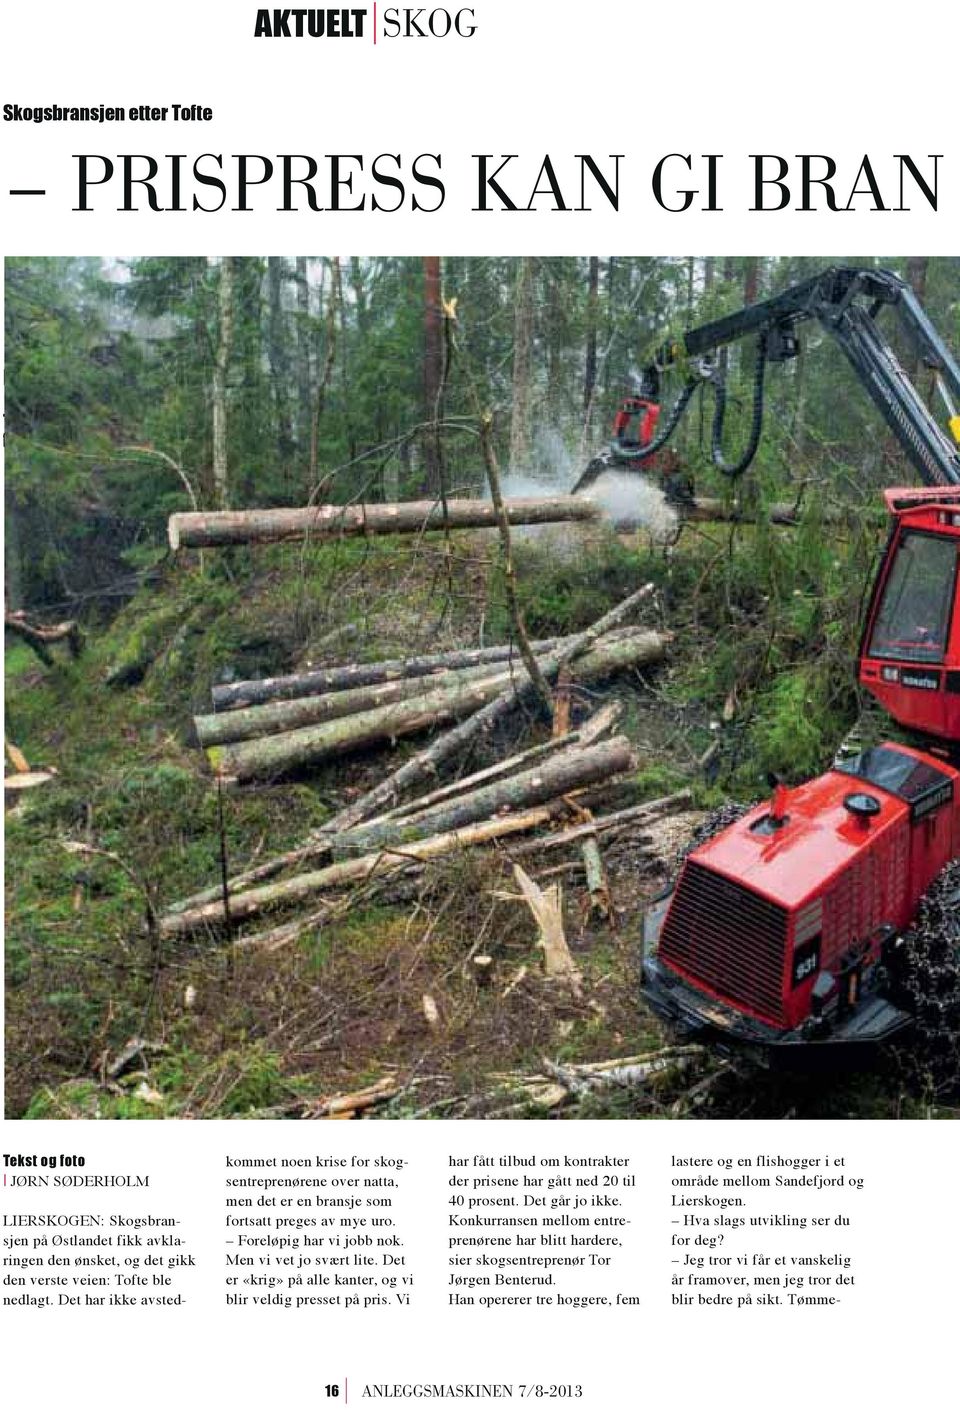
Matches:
[[572, 368, 694, 507], [581, 267, 960, 1060]]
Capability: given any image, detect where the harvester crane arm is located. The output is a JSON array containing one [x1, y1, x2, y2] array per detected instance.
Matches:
[[581, 266, 960, 493]]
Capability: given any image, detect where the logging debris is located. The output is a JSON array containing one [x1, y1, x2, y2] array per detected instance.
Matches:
[[512, 864, 583, 998], [5, 611, 84, 666]]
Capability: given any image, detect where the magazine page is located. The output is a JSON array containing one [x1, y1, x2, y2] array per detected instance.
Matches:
[[2, 3, 957, 1406]]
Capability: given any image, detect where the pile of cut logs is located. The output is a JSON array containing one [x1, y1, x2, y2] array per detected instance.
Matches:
[[195, 626, 667, 784], [162, 499, 686, 951], [163, 588, 682, 947]]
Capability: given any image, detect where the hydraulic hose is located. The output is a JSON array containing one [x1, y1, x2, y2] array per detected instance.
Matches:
[[710, 330, 768, 479], [570, 373, 702, 494], [610, 373, 701, 464]]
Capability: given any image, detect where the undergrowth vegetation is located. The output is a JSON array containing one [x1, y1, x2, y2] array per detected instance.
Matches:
[[7, 507, 943, 1122]]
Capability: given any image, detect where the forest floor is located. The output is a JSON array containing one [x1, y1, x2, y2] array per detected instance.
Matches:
[[5, 517, 954, 1120]]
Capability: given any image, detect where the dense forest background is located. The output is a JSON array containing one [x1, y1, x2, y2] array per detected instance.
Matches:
[[8, 254, 959, 612]]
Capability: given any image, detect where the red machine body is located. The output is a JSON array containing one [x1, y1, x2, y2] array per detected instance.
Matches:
[[611, 396, 662, 457], [656, 744, 959, 1035], [859, 488, 960, 745]]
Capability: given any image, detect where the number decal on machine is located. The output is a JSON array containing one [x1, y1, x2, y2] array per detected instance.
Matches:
[[792, 936, 821, 988]]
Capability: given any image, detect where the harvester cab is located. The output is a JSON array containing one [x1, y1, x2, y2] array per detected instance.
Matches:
[[860, 487, 960, 746], [628, 267, 960, 1063]]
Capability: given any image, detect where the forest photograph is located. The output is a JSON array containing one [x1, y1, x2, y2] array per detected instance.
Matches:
[[5, 254, 959, 1121]]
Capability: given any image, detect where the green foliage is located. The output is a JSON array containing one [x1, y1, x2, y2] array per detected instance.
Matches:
[[491, 531, 643, 638]]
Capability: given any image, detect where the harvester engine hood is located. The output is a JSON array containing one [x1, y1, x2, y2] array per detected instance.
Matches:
[[644, 745, 959, 1052]]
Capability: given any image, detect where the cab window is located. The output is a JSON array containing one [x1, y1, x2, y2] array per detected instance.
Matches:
[[869, 531, 957, 664]]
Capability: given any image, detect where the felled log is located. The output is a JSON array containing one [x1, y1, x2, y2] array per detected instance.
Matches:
[[196, 653, 558, 748], [687, 497, 846, 527], [510, 789, 693, 854], [207, 631, 666, 783], [160, 796, 586, 939], [331, 736, 634, 858], [581, 836, 612, 921], [231, 903, 333, 953], [378, 701, 622, 825], [317, 584, 659, 833], [169, 496, 599, 550], [211, 637, 565, 712]]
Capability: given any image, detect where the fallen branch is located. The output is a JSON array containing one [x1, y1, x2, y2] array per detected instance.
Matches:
[[5, 769, 57, 794], [5, 611, 83, 665], [303, 1075, 399, 1120], [5, 737, 31, 774]]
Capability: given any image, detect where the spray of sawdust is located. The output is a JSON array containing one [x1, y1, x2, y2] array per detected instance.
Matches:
[[491, 426, 678, 550], [581, 473, 678, 539]]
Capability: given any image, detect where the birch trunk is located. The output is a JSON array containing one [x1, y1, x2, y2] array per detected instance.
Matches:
[[211, 256, 234, 510]]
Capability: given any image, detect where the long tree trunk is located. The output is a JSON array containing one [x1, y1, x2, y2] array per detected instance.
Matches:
[[422, 255, 442, 491], [509, 257, 535, 471], [331, 736, 633, 858], [197, 651, 570, 747], [479, 412, 552, 713], [4, 488, 24, 612], [583, 255, 599, 418], [308, 256, 340, 493], [211, 636, 568, 712], [207, 632, 666, 782], [266, 257, 293, 472], [295, 256, 312, 458], [169, 495, 598, 550], [743, 257, 760, 305], [211, 256, 234, 510]]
